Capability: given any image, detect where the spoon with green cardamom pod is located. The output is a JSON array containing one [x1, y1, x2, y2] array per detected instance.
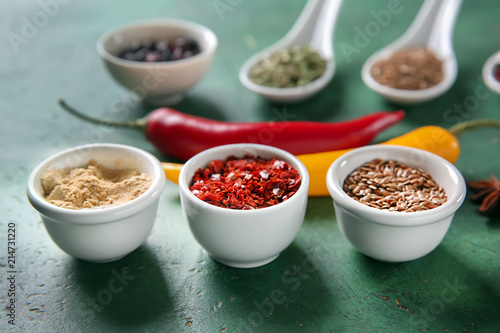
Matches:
[[239, 0, 344, 103]]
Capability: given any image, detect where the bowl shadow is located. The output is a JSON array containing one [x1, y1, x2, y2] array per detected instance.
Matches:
[[253, 70, 345, 121], [68, 244, 171, 329], [382, 68, 473, 127], [194, 242, 337, 331], [170, 93, 229, 120], [351, 245, 500, 330]]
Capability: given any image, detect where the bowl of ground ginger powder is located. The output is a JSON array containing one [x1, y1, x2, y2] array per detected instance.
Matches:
[[27, 144, 166, 262]]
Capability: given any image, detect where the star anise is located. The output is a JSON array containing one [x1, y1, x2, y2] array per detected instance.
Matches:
[[466, 175, 500, 217]]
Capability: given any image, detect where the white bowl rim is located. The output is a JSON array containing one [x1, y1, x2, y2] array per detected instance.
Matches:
[[326, 145, 466, 226], [96, 18, 218, 69], [179, 143, 310, 215], [27, 143, 166, 224]]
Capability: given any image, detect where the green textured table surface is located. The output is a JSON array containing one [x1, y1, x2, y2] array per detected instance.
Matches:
[[1, 0, 500, 332]]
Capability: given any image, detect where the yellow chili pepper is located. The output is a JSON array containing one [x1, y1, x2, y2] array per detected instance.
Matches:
[[162, 120, 500, 196], [162, 162, 183, 184], [300, 125, 459, 196]]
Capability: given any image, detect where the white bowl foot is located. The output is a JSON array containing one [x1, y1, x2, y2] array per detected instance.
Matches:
[[210, 254, 280, 268]]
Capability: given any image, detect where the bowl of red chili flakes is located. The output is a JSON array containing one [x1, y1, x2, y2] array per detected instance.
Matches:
[[179, 143, 309, 268]]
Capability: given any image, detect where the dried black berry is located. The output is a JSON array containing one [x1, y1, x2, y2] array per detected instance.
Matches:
[[120, 51, 136, 61], [159, 49, 171, 61], [170, 46, 183, 61], [182, 50, 194, 59], [185, 38, 199, 52], [118, 38, 200, 62], [145, 52, 160, 62], [174, 37, 187, 49], [133, 48, 148, 61], [156, 41, 169, 52]]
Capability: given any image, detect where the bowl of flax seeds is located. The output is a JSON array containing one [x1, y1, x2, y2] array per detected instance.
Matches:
[[326, 145, 466, 262]]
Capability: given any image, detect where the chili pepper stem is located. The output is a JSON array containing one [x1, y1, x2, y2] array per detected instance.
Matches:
[[448, 119, 500, 137], [58, 99, 148, 130]]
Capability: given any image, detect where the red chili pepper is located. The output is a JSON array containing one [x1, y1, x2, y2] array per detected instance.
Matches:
[[59, 100, 405, 161]]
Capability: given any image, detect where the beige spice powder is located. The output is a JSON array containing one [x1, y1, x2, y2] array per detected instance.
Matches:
[[40, 159, 152, 210]]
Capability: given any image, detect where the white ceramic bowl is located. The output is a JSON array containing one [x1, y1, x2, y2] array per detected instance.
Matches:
[[326, 145, 466, 262], [27, 144, 166, 263], [179, 144, 309, 268], [482, 49, 500, 95], [96, 19, 217, 106]]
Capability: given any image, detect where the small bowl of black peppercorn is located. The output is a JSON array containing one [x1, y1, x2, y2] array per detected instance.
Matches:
[[97, 19, 217, 106]]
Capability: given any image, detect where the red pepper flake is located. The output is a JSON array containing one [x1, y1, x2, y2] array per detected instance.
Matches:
[[189, 154, 301, 210]]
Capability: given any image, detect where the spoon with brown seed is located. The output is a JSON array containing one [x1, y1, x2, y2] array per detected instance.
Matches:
[[361, 0, 463, 104]]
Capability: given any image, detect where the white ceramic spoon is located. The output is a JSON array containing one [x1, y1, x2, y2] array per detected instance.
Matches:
[[239, 0, 344, 104], [361, 0, 463, 104]]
